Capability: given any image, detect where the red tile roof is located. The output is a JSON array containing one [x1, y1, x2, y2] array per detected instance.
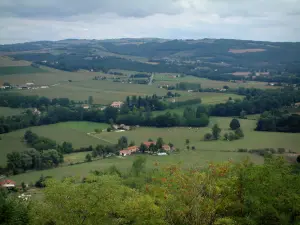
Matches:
[[0, 180, 16, 185], [162, 145, 171, 151], [143, 141, 156, 147]]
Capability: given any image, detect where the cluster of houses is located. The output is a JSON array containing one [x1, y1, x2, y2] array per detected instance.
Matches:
[[1, 82, 49, 90], [119, 141, 173, 156], [0, 179, 16, 188]]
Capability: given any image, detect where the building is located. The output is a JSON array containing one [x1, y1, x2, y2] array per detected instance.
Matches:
[[162, 144, 171, 151], [111, 101, 124, 108], [119, 146, 139, 156], [82, 105, 90, 109], [143, 141, 156, 148], [0, 180, 16, 188]]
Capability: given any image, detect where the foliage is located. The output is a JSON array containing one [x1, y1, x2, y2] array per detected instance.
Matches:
[[230, 118, 240, 130], [212, 124, 221, 140]]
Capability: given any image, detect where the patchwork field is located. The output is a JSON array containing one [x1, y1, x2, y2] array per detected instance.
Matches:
[[154, 74, 277, 90], [0, 107, 24, 116], [0, 122, 109, 166], [10, 151, 263, 184], [96, 117, 300, 153]]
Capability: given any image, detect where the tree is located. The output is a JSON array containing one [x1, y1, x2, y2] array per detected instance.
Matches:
[[235, 128, 244, 138], [212, 124, 221, 140], [129, 140, 135, 147], [230, 119, 240, 130], [85, 154, 92, 162], [240, 110, 247, 119], [131, 156, 147, 176], [204, 133, 213, 141], [224, 133, 229, 141], [118, 136, 128, 149], [156, 137, 164, 149], [183, 107, 196, 119], [92, 149, 98, 158], [88, 96, 94, 105], [96, 145, 105, 158], [94, 129, 101, 133], [196, 105, 208, 118], [139, 143, 148, 154], [185, 139, 190, 145], [149, 143, 158, 153], [187, 145, 190, 150]]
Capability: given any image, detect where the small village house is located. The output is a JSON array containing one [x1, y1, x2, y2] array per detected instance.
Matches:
[[111, 101, 124, 108], [0, 180, 16, 188], [119, 146, 139, 156]]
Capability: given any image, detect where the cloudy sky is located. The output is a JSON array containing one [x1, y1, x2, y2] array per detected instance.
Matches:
[[0, 0, 299, 44]]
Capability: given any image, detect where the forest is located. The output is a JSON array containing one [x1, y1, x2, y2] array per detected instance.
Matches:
[[1, 156, 300, 225]]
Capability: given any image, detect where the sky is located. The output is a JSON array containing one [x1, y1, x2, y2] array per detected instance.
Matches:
[[0, 0, 300, 44]]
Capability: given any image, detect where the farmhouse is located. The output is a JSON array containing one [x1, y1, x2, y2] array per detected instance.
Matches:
[[82, 104, 90, 109], [0, 180, 16, 188], [162, 144, 171, 151], [119, 146, 139, 156], [143, 141, 156, 148], [111, 101, 124, 108]]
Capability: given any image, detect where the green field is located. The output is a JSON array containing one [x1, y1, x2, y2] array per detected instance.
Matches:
[[10, 151, 263, 184], [0, 107, 24, 116], [96, 117, 300, 152], [0, 56, 31, 67], [154, 74, 278, 90], [0, 66, 46, 75], [0, 122, 110, 166]]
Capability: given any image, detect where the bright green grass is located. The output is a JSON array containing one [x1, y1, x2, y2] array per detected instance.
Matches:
[[63, 152, 89, 165], [0, 66, 46, 75], [97, 117, 300, 153], [10, 151, 263, 184], [0, 122, 110, 166], [0, 107, 24, 116]]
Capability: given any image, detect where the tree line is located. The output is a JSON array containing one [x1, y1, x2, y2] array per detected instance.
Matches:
[[2, 156, 300, 225]]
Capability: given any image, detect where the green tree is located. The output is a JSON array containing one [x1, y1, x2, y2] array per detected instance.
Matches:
[[139, 143, 148, 154], [230, 118, 240, 130], [129, 140, 135, 147], [131, 156, 147, 176], [212, 124, 221, 140], [88, 96, 93, 105], [204, 133, 213, 141], [118, 136, 128, 149], [234, 128, 244, 138], [185, 139, 190, 145], [85, 154, 92, 162], [196, 105, 208, 118], [92, 149, 98, 158], [183, 107, 196, 119], [156, 137, 164, 149]]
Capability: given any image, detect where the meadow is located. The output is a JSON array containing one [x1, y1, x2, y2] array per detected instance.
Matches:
[[10, 151, 263, 184], [0, 66, 46, 76], [0, 122, 109, 166], [0, 107, 24, 116]]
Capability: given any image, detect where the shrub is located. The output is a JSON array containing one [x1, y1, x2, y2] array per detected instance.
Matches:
[[204, 133, 213, 141], [278, 148, 286, 154], [230, 118, 240, 130]]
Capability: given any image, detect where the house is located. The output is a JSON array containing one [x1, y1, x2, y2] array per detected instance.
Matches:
[[26, 82, 34, 86], [0, 180, 16, 188], [157, 152, 168, 156], [40, 86, 49, 89], [82, 105, 90, 109], [162, 144, 171, 151], [119, 146, 139, 156], [111, 101, 124, 108], [32, 108, 41, 115], [143, 141, 156, 148]]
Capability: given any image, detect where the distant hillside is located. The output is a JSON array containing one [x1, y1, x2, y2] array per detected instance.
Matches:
[[1, 38, 300, 83]]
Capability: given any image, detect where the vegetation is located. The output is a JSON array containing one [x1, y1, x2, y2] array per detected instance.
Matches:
[[4, 157, 300, 225]]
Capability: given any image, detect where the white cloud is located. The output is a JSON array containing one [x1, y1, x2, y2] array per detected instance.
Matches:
[[0, 0, 299, 43]]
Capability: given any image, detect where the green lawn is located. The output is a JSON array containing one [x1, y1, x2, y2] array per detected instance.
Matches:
[[10, 151, 263, 184], [0, 107, 24, 116], [0, 122, 110, 166]]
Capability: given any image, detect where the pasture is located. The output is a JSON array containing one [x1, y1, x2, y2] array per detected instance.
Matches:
[[0, 56, 31, 67], [10, 151, 263, 184], [0, 122, 110, 166], [96, 117, 300, 153], [0, 66, 46, 76], [154, 73, 277, 90], [0, 107, 24, 116]]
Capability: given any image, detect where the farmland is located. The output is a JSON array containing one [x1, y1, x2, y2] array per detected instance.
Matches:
[[10, 151, 263, 184], [0, 106, 24, 116], [0, 66, 46, 76], [0, 122, 109, 166], [5, 116, 300, 184]]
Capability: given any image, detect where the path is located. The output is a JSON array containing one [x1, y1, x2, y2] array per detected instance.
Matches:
[[86, 132, 114, 144], [148, 73, 154, 85]]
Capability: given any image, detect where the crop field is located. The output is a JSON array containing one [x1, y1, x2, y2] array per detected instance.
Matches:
[[0, 107, 24, 116], [0, 66, 46, 76], [10, 151, 263, 184], [0, 56, 31, 67], [154, 74, 278, 90], [0, 122, 110, 166]]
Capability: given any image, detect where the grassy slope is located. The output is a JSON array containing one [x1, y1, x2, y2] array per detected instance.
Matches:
[[0, 122, 110, 166], [0, 107, 24, 116], [10, 151, 263, 184], [0, 66, 46, 75]]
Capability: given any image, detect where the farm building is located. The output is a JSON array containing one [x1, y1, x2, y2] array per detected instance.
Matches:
[[82, 105, 90, 109], [0, 179, 16, 188], [143, 141, 156, 148], [162, 144, 171, 151], [119, 146, 139, 156], [111, 101, 124, 108]]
